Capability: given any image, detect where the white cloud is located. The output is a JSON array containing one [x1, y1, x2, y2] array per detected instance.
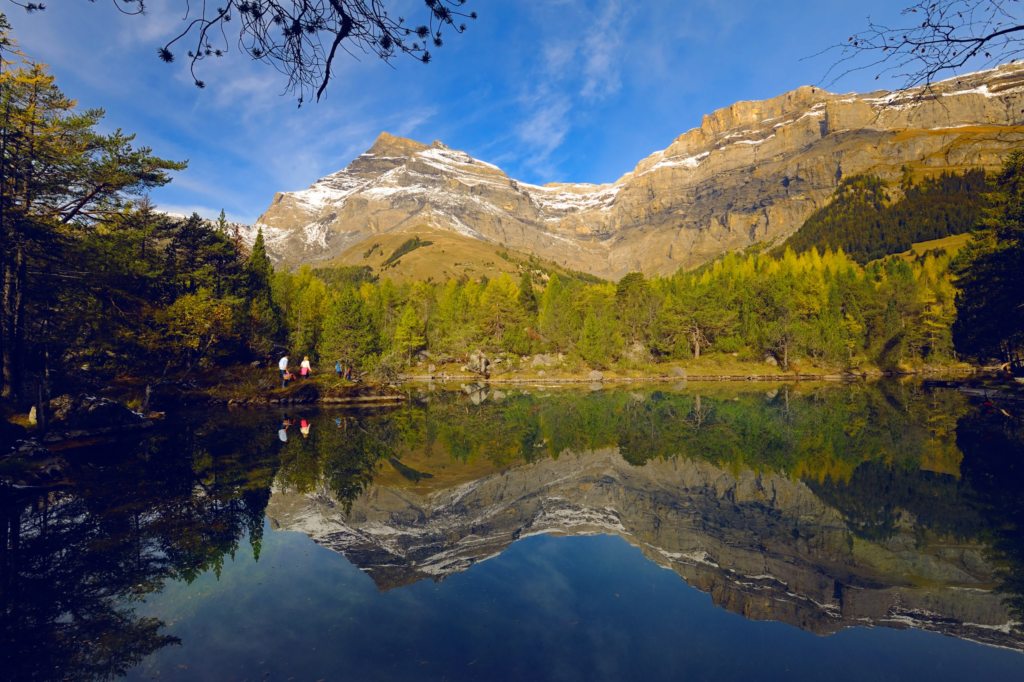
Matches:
[[152, 202, 253, 225], [543, 42, 577, 75], [581, 0, 625, 99], [515, 94, 571, 175]]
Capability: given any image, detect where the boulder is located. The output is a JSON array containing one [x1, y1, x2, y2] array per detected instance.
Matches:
[[764, 355, 779, 367], [670, 366, 687, 378], [531, 354, 553, 368], [1, 418, 28, 453], [49, 394, 148, 432], [428, 364, 436, 373], [623, 342, 650, 363], [589, 370, 604, 381]]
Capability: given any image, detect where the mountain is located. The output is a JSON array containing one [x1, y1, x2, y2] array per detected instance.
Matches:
[[254, 63, 1024, 280], [266, 444, 1023, 651]]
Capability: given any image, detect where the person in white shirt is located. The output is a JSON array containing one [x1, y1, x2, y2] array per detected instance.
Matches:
[[279, 355, 289, 388], [300, 356, 312, 378]]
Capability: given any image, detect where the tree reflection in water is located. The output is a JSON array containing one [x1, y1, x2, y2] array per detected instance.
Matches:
[[0, 416, 279, 682]]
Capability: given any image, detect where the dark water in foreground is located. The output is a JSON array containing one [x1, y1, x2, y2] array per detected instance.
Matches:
[[4, 380, 1024, 681]]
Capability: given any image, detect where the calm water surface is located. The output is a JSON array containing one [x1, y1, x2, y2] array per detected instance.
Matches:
[[4, 380, 1024, 681]]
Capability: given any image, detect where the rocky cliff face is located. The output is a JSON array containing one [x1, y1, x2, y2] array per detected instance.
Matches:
[[266, 448, 1023, 651], [254, 63, 1024, 279]]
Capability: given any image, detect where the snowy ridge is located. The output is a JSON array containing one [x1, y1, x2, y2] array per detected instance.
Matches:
[[251, 60, 1024, 274]]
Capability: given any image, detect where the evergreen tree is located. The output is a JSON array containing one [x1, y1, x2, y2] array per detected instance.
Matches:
[[479, 273, 521, 344], [393, 303, 425, 362], [953, 150, 1024, 366], [518, 270, 537, 313], [538, 274, 578, 352], [245, 228, 275, 300], [320, 286, 379, 367], [615, 271, 654, 345], [576, 310, 622, 369]]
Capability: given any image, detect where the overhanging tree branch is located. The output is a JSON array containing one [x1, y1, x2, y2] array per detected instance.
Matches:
[[821, 0, 1024, 90], [38, 0, 478, 104]]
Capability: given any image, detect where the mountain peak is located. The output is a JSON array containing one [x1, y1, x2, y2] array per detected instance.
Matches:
[[257, 60, 1024, 279], [368, 131, 428, 158]]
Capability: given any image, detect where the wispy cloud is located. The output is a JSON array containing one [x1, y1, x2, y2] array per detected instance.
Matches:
[[580, 0, 625, 99], [516, 94, 572, 175], [509, 0, 631, 181]]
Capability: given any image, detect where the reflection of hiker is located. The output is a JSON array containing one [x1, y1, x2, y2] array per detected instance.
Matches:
[[279, 416, 293, 442], [300, 356, 312, 378], [279, 355, 289, 387], [300, 419, 311, 438]]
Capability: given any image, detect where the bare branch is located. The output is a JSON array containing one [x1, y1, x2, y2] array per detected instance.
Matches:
[[94, 0, 478, 103], [822, 0, 1024, 90]]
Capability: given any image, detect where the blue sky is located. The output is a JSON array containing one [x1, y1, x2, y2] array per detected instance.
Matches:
[[8, 0, 960, 223]]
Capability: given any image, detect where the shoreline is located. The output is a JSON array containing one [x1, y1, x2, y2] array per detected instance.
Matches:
[[401, 367, 981, 385]]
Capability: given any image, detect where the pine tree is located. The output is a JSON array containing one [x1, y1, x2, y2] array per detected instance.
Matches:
[[479, 274, 521, 343], [518, 270, 537, 313], [393, 303, 425, 362], [615, 271, 652, 344], [953, 150, 1024, 366], [320, 287, 379, 366], [576, 310, 622, 369], [245, 228, 275, 299], [538, 274, 577, 352]]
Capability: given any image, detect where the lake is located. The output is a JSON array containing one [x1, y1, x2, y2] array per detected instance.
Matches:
[[3, 380, 1024, 681]]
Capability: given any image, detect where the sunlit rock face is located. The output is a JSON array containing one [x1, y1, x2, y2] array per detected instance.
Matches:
[[253, 62, 1024, 279], [266, 448, 1024, 651]]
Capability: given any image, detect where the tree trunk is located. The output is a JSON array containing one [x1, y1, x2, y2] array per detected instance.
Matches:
[[692, 330, 701, 360], [1, 244, 24, 400]]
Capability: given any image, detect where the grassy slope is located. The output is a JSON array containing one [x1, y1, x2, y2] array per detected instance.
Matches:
[[320, 224, 522, 284], [899, 232, 973, 260], [319, 223, 605, 285]]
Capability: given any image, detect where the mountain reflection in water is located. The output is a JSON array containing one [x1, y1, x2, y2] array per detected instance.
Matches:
[[3, 381, 1024, 681]]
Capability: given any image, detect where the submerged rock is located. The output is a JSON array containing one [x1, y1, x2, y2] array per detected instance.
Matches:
[[37, 394, 154, 443], [49, 394, 148, 431]]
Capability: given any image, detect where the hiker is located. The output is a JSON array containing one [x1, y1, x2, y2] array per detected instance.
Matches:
[[282, 370, 295, 389], [300, 356, 312, 378], [335, 360, 342, 377], [278, 355, 289, 387]]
